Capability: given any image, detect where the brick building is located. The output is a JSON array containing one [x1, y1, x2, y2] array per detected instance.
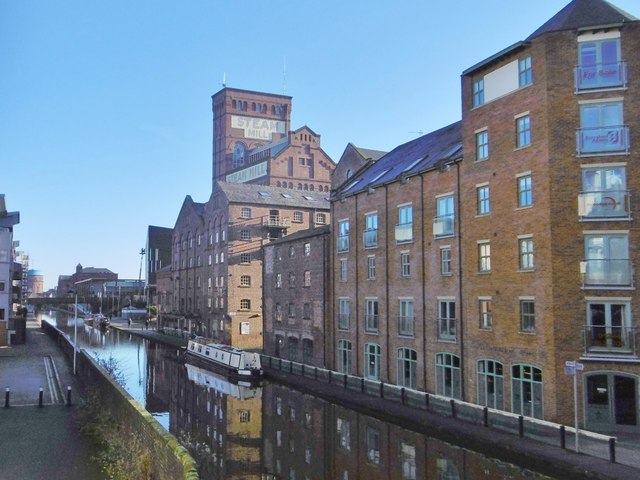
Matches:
[[0, 194, 20, 346], [329, 0, 639, 433], [146, 225, 172, 305], [263, 225, 330, 367]]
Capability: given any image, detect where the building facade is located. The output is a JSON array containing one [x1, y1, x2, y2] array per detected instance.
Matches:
[[146, 225, 173, 306], [0, 194, 20, 346], [263, 225, 330, 367]]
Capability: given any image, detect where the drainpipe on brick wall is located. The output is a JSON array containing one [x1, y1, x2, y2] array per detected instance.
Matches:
[[323, 232, 328, 368], [355, 194, 360, 375], [455, 160, 465, 401], [385, 184, 390, 382], [420, 173, 427, 391]]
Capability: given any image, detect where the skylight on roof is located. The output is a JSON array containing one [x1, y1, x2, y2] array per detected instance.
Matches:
[[281, 193, 292, 198], [345, 179, 360, 191], [403, 156, 426, 172], [303, 195, 315, 201], [370, 169, 390, 184], [258, 191, 271, 197]]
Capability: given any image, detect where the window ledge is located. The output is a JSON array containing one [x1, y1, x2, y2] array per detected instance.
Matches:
[[582, 286, 635, 291], [518, 269, 535, 273], [514, 144, 531, 152], [479, 327, 493, 332], [580, 355, 640, 363], [436, 338, 457, 344], [477, 271, 492, 275], [435, 234, 455, 240], [515, 205, 533, 211], [364, 330, 379, 335], [475, 213, 491, 218], [519, 330, 537, 335], [579, 217, 632, 222]]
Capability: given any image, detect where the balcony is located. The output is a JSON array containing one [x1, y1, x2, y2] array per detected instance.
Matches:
[[338, 314, 350, 330], [363, 229, 378, 248], [337, 235, 349, 252], [584, 325, 637, 356], [397, 315, 415, 336], [437, 317, 456, 341], [581, 259, 633, 287], [578, 190, 630, 220], [576, 126, 630, 156], [433, 215, 454, 237], [395, 223, 413, 244], [575, 61, 627, 92], [365, 314, 378, 332], [262, 215, 291, 228]]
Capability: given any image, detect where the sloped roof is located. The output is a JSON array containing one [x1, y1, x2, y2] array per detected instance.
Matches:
[[334, 121, 462, 198], [527, 0, 638, 40], [216, 182, 330, 210], [353, 145, 388, 162], [80, 267, 115, 274]]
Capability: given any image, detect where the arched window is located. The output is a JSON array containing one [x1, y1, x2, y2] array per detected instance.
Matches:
[[477, 359, 504, 409], [243, 101, 247, 111], [435, 353, 461, 399], [397, 348, 417, 388], [512, 364, 543, 419], [251, 102, 256, 111], [364, 343, 381, 380], [232, 99, 237, 109], [337, 340, 352, 374]]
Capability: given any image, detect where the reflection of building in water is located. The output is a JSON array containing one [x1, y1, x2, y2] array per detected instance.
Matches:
[[171, 360, 263, 479], [144, 342, 175, 415], [262, 383, 549, 480]]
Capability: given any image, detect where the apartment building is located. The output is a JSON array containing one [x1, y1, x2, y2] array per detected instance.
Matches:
[[146, 225, 172, 305], [460, 0, 640, 432], [263, 225, 330, 367], [0, 194, 20, 346]]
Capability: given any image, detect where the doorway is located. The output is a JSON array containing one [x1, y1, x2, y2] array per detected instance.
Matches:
[[585, 373, 638, 432]]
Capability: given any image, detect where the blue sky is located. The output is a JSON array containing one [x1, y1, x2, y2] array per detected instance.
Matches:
[[2, 0, 638, 289]]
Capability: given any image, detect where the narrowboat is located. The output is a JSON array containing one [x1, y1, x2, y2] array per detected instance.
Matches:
[[185, 338, 263, 381]]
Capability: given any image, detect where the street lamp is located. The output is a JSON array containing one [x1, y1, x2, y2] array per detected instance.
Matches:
[[68, 289, 78, 375]]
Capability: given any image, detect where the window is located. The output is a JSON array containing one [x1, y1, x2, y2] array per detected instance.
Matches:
[[434, 195, 454, 237], [304, 242, 310, 256], [479, 299, 492, 329], [477, 360, 504, 410], [435, 353, 461, 399], [208, 254, 212, 266], [367, 256, 376, 280], [366, 426, 381, 465], [337, 417, 351, 450], [337, 220, 350, 252], [517, 174, 533, 207], [578, 101, 627, 154], [520, 299, 535, 332], [477, 185, 490, 215], [516, 115, 531, 148], [288, 303, 296, 318], [519, 237, 534, 270], [519, 55, 532, 87], [220, 252, 224, 263], [396, 205, 413, 243], [303, 303, 312, 319], [240, 275, 251, 287], [240, 230, 251, 241], [584, 233, 630, 286], [398, 299, 414, 336], [303, 270, 311, 287], [240, 299, 251, 310], [441, 247, 452, 275], [276, 273, 282, 288], [288, 337, 298, 361], [338, 298, 350, 330], [289, 245, 295, 257], [315, 213, 326, 225], [337, 340, 352, 374], [340, 258, 348, 282], [400, 443, 417, 480], [478, 242, 491, 272], [473, 78, 484, 107], [401, 252, 410, 277], [240, 253, 251, 264], [293, 211, 303, 223], [476, 130, 489, 160], [364, 343, 381, 380], [303, 340, 313, 364], [586, 301, 631, 352], [275, 303, 283, 322], [0, 308, 4, 321], [365, 299, 379, 332], [512, 364, 543, 419], [241, 207, 252, 219], [288, 272, 296, 288], [437, 300, 456, 341], [364, 213, 378, 248], [580, 166, 628, 219], [577, 37, 623, 90]]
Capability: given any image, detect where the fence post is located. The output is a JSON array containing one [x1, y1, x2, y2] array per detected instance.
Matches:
[[609, 437, 616, 463], [483, 407, 489, 427], [38, 387, 44, 407], [4, 387, 9, 408], [560, 425, 566, 449], [518, 416, 524, 437], [450, 399, 456, 418]]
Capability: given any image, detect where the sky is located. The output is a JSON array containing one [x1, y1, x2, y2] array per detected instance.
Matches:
[[2, 0, 639, 290]]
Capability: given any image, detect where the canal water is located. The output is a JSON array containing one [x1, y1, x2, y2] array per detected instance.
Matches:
[[44, 312, 554, 479]]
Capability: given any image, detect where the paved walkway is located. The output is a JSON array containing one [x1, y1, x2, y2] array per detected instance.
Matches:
[[0, 317, 104, 480]]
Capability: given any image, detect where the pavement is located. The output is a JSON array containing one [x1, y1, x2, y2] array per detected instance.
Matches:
[[0, 317, 104, 480]]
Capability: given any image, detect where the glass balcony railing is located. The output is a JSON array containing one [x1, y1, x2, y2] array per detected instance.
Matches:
[[337, 235, 349, 252], [581, 259, 632, 287], [397, 315, 415, 336], [433, 215, 454, 237], [575, 61, 627, 91], [395, 223, 413, 243], [576, 126, 630, 155], [363, 229, 378, 248], [437, 317, 456, 341], [338, 314, 350, 330], [584, 325, 637, 356], [578, 190, 630, 219], [365, 314, 378, 332]]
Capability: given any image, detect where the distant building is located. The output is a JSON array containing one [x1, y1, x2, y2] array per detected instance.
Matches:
[[0, 194, 20, 346], [331, 143, 387, 192], [146, 225, 173, 305], [56, 264, 118, 300], [263, 225, 330, 367], [27, 269, 44, 297]]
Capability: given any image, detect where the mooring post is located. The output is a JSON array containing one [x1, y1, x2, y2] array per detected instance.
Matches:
[[483, 406, 489, 427], [560, 425, 566, 449], [66, 386, 72, 406], [518, 415, 524, 437], [609, 437, 616, 463], [4, 387, 9, 408], [38, 387, 44, 407]]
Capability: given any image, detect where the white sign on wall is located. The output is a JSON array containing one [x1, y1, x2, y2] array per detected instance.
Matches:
[[232, 115, 285, 140], [226, 161, 268, 183]]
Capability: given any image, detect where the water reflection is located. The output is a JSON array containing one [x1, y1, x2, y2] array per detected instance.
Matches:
[[43, 312, 553, 479]]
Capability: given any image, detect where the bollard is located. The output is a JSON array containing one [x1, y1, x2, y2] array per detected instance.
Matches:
[[4, 387, 9, 408], [39, 387, 44, 407], [483, 406, 489, 427], [401, 387, 406, 405], [518, 415, 524, 437], [425, 393, 430, 409], [380, 382, 384, 398], [609, 437, 616, 463], [560, 425, 566, 449], [361, 378, 365, 393], [66, 386, 72, 406], [315, 367, 318, 380], [450, 399, 456, 418]]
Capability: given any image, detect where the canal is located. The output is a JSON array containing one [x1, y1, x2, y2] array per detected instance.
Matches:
[[44, 312, 554, 479]]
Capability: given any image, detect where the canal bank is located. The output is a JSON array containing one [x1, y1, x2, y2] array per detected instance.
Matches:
[[115, 324, 639, 480]]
